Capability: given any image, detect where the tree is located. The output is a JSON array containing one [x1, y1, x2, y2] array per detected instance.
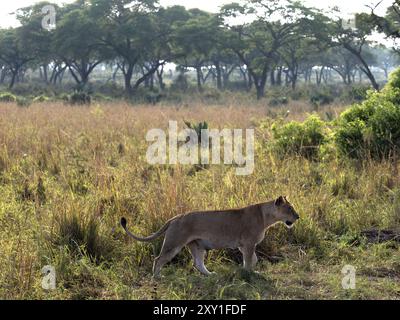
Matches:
[[325, 10, 380, 89], [16, 1, 68, 85], [53, 2, 109, 89], [325, 47, 360, 84], [371, 44, 400, 79], [90, 0, 178, 95], [221, 0, 317, 98], [172, 10, 222, 91], [0, 28, 36, 88]]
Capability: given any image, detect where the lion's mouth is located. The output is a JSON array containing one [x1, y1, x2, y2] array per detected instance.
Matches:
[[285, 221, 293, 227]]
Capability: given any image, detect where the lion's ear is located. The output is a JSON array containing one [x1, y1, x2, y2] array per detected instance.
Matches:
[[275, 196, 285, 206]]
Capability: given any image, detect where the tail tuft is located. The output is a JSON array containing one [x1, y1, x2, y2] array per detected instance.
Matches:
[[120, 217, 127, 229]]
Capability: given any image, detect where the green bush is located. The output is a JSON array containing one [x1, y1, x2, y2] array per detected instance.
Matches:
[[58, 93, 70, 102], [171, 73, 189, 92], [342, 85, 370, 103], [145, 92, 164, 104], [32, 95, 50, 103], [16, 97, 32, 107], [269, 96, 289, 106], [92, 93, 113, 102], [335, 68, 400, 159], [310, 91, 334, 107], [10, 83, 59, 97], [202, 87, 221, 101], [69, 92, 91, 105], [0, 92, 17, 103], [271, 115, 327, 159], [335, 118, 367, 159]]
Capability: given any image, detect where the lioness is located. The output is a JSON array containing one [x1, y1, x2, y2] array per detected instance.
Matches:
[[121, 196, 299, 277]]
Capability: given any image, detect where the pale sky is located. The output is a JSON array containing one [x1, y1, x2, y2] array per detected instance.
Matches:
[[0, 0, 394, 28]]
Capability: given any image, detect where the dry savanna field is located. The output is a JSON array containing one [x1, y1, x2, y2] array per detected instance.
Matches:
[[0, 99, 399, 300]]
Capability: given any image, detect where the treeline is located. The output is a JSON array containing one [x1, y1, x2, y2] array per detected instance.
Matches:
[[0, 0, 399, 99]]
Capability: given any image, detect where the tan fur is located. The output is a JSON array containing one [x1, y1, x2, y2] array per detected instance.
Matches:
[[121, 196, 299, 277]]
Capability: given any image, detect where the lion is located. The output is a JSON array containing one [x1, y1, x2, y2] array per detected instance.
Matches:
[[120, 196, 299, 278]]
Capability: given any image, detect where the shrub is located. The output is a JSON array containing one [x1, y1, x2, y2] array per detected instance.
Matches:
[[95, 81, 124, 97], [335, 68, 400, 160], [32, 95, 50, 103], [310, 91, 334, 107], [10, 82, 58, 97], [184, 120, 209, 145], [202, 87, 221, 102], [289, 90, 303, 101], [335, 119, 367, 159], [145, 92, 164, 105], [0, 92, 17, 103], [58, 93, 70, 102], [269, 96, 289, 106], [92, 93, 113, 102], [171, 73, 189, 92], [16, 97, 31, 107], [342, 85, 370, 102], [271, 115, 327, 159], [385, 67, 400, 90], [69, 92, 91, 105]]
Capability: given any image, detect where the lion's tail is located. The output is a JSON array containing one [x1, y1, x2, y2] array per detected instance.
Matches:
[[120, 217, 171, 242]]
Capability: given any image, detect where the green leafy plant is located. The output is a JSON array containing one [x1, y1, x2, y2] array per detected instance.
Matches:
[[335, 68, 400, 159], [16, 96, 31, 107], [32, 95, 50, 103], [69, 91, 91, 105], [184, 120, 209, 144], [0, 92, 17, 103], [269, 96, 289, 106], [310, 91, 334, 107], [271, 115, 327, 159]]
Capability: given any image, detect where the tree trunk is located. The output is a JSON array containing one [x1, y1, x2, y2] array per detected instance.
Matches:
[[0, 68, 6, 84], [196, 66, 203, 91], [344, 44, 379, 90], [42, 64, 48, 84], [123, 64, 134, 94], [156, 65, 165, 91], [9, 70, 17, 89], [215, 61, 222, 90], [270, 69, 275, 86], [276, 67, 282, 86]]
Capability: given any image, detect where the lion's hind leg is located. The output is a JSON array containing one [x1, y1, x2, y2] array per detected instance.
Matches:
[[187, 241, 213, 276], [152, 236, 184, 278]]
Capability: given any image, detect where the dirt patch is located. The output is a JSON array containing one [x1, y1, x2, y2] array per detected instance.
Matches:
[[361, 229, 400, 243], [360, 267, 400, 279]]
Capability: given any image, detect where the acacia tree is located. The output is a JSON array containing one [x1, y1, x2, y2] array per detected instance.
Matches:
[[53, 2, 109, 89], [324, 10, 380, 89], [172, 10, 222, 91], [326, 47, 360, 84], [370, 0, 400, 47], [221, 0, 317, 98], [16, 1, 69, 85], [371, 45, 400, 79], [89, 0, 178, 95], [0, 28, 37, 88]]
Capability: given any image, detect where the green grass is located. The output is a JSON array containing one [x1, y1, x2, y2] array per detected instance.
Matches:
[[0, 102, 399, 300]]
